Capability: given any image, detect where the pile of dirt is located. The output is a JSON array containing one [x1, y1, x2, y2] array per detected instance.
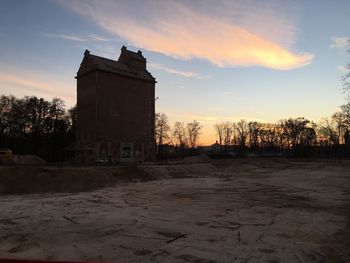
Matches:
[[0, 165, 154, 194], [183, 154, 212, 164], [13, 154, 46, 165], [0, 158, 294, 195], [143, 162, 217, 179]]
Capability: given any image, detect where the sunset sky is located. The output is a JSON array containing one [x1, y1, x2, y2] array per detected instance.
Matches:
[[0, 0, 349, 144]]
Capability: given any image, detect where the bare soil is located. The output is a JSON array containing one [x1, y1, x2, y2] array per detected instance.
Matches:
[[0, 165, 153, 194], [0, 158, 349, 262]]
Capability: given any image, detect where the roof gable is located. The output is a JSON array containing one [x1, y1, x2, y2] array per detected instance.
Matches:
[[76, 47, 156, 83]]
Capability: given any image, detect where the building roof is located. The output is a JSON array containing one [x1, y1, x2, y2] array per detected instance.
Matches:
[[120, 46, 146, 62], [76, 47, 156, 83]]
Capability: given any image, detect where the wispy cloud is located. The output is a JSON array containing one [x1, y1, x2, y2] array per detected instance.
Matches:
[[45, 33, 86, 42], [87, 34, 114, 42], [0, 66, 75, 105], [45, 33, 114, 42], [331, 37, 350, 48], [338, 65, 349, 73], [57, 0, 312, 70], [187, 113, 265, 124], [149, 64, 208, 79]]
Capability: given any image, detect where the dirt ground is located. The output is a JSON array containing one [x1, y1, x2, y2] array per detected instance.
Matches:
[[0, 158, 349, 262]]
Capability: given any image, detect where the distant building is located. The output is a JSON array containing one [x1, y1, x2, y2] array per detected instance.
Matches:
[[76, 46, 156, 162]]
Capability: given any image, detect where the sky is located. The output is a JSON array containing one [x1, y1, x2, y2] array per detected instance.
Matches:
[[0, 0, 349, 145]]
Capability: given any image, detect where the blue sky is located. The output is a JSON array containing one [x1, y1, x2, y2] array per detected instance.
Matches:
[[0, 0, 349, 144]]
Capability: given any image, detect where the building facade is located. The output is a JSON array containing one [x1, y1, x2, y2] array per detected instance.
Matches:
[[76, 46, 156, 162]]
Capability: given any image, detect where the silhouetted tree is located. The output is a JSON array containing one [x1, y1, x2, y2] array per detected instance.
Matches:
[[248, 121, 259, 148], [279, 117, 315, 149], [222, 122, 233, 146], [340, 103, 350, 127], [214, 123, 225, 146], [341, 40, 350, 97], [233, 120, 248, 147], [259, 124, 279, 149], [67, 105, 77, 136], [332, 111, 347, 144], [172, 122, 187, 148], [155, 112, 170, 157], [317, 118, 339, 145], [186, 120, 202, 148], [0, 95, 75, 161]]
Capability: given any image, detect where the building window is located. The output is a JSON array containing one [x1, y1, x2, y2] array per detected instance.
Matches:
[[120, 142, 133, 159]]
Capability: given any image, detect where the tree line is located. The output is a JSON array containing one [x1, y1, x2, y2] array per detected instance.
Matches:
[[1, 94, 350, 161], [210, 43, 350, 153], [213, 112, 350, 150], [155, 113, 202, 158], [0, 95, 76, 161], [0, 95, 203, 161], [155, 107, 350, 159]]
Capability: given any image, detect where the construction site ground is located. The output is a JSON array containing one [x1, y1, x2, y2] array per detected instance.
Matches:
[[0, 158, 349, 263]]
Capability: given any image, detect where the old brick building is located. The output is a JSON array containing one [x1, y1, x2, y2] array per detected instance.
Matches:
[[76, 46, 156, 162]]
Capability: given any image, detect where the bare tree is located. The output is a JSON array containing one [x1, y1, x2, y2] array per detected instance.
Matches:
[[233, 120, 248, 147], [186, 120, 202, 148], [214, 123, 225, 146], [299, 127, 317, 146], [279, 117, 314, 149], [318, 118, 339, 145], [248, 121, 259, 148], [172, 121, 187, 148], [46, 98, 66, 134], [258, 124, 279, 149], [341, 39, 350, 97], [155, 112, 170, 157], [340, 103, 350, 128], [67, 105, 77, 135], [332, 112, 347, 144], [155, 113, 170, 146], [222, 122, 233, 146]]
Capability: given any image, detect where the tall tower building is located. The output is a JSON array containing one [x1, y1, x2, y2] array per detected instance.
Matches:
[[76, 46, 156, 162]]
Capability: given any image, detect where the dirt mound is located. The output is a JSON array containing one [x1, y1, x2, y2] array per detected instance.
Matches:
[[144, 163, 217, 179], [13, 154, 46, 165], [0, 161, 220, 194], [0, 158, 293, 195], [0, 165, 153, 194], [183, 154, 212, 164]]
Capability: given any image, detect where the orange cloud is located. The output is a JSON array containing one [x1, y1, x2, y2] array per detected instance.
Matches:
[[59, 0, 313, 70], [187, 113, 265, 124]]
